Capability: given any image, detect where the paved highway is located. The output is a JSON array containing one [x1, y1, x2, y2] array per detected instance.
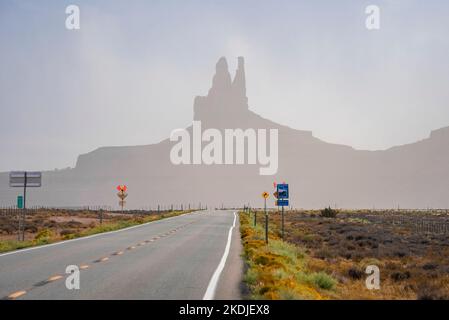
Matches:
[[0, 210, 243, 299]]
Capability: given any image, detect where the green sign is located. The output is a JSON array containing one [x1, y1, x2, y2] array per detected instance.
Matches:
[[17, 196, 23, 209]]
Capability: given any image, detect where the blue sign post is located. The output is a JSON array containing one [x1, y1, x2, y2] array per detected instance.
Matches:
[[276, 183, 289, 239]]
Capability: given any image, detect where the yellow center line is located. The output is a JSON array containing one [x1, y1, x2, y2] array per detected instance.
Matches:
[[48, 275, 63, 282], [8, 290, 27, 299]]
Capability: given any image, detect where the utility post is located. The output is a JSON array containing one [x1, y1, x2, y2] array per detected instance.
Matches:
[[262, 192, 269, 244], [22, 172, 27, 241], [264, 197, 268, 244]]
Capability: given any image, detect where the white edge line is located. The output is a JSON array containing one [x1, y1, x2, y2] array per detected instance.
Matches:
[[0, 210, 201, 258], [203, 211, 237, 300]]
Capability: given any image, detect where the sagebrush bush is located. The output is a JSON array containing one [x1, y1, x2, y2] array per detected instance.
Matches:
[[310, 272, 337, 290], [269, 240, 301, 264], [33, 228, 54, 244], [320, 207, 337, 218], [244, 268, 258, 285]]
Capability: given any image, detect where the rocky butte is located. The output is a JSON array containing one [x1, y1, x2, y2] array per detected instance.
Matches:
[[0, 57, 448, 209]]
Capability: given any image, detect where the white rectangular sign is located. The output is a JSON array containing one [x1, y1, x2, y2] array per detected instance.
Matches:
[[9, 171, 42, 187]]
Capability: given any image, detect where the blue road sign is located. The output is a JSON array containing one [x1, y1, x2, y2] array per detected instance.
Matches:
[[277, 184, 289, 199], [276, 199, 289, 207]]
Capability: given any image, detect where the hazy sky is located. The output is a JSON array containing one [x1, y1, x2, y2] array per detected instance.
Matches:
[[1, 0, 449, 172]]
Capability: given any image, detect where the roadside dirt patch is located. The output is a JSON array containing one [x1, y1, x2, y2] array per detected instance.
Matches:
[[0, 209, 176, 242]]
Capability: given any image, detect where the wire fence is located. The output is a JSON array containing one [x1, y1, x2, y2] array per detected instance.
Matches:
[[0, 203, 204, 214], [390, 217, 449, 234], [246, 207, 449, 235]]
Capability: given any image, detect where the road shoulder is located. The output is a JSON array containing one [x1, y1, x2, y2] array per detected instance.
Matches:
[[214, 212, 244, 300]]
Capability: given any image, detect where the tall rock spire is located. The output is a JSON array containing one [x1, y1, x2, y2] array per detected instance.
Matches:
[[194, 56, 249, 124], [208, 57, 232, 97], [232, 56, 246, 99]]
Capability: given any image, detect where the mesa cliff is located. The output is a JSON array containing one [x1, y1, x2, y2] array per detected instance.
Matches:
[[1, 57, 448, 209]]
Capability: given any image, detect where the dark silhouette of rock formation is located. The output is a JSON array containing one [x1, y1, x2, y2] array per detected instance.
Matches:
[[1, 57, 448, 209]]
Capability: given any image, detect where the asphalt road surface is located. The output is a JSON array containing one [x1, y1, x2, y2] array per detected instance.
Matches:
[[0, 210, 243, 300]]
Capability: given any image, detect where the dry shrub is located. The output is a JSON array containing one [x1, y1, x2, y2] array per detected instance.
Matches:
[[347, 267, 364, 280], [321, 207, 337, 218], [417, 282, 449, 300]]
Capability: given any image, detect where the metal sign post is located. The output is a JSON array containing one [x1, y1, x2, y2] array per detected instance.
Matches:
[[264, 197, 268, 244], [22, 173, 26, 241], [116, 185, 128, 214], [276, 184, 289, 240], [254, 210, 257, 227], [9, 171, 42, 241], [282, 205, 284, 240], [262, 191, 269, 244]]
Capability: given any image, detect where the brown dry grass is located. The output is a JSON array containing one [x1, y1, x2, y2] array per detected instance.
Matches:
[[0, 209, 193, 253], [243, 209, 449, 300]]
